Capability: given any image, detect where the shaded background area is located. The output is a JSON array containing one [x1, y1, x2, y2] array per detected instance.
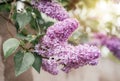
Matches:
[[0, 0, 120, 81], [0, 15, 33, 81]]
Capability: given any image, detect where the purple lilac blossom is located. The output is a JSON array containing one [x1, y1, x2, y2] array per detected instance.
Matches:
[[59, 44, 100, 73], [102, 37, 120, 59], [35, 18, 79, 57], [32, 0, 69, 21], [36, 42, 100, 74], [46, 18, 79, 42], [35, 33, 100, 74], [34, 17, 100, 75], [42, 59, 59, 75], [94, 33, 120, 59]]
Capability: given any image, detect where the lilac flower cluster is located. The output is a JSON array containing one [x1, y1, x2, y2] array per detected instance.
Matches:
[[35, 42, 100, 75], [35, 18, 79, 57], [59, 44, 100, 73], [103, 37, 120, 59], [46, 18, 79, 43], [32, 0, 69, 21], [35, 18, 100, 75], [95, 33, 120, 59], [33, 0, 100, 75]]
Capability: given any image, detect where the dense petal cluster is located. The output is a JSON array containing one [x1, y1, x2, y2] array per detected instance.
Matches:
[[32, 0, 69, 21], [33, 0, 100, 75], [58, 44, 100, 73], [35, 18, 78, 57], [35, 18, 100, 75], [36, 42, 100, 75], [42, 59, 58, 75], [46, 18, 79, 42]]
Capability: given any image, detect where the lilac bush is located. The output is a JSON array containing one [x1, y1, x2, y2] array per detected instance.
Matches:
[[1, 0, 101, 76]]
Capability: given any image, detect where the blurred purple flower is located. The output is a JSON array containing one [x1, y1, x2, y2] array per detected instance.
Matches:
[[103, 37, 120, 59], [112, 0, 120, 3], [32, 0, 69, 21], [94, 33, 108, 45], [94, 33, 120, 59]]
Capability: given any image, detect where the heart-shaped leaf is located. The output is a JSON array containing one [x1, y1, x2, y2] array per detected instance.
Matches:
[[3, 38, 20, 58], [16, 13, 31, 29], [14, 51, 35, 76]]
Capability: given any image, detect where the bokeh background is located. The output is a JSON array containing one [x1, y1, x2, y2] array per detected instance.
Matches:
[[0, 0, 120, 81]]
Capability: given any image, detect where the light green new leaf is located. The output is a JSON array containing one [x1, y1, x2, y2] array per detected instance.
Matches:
[[3, 38, 20, 58], [14, 51, 35, 76], [32, 54, 42, 73], [16, 13, 31, 29]]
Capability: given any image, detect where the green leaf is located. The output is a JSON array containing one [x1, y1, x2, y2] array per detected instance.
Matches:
[[16, 12, 31, 29], [14, 51, 35, 76], [0, 4, 11, 12], [32, 54, 42, 73], [16, 33, 27, 40], [17, 34, 37, 43], [30, 18, 37, 30], [3, 38, 20, 58], [45, 21, 54, 28]]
